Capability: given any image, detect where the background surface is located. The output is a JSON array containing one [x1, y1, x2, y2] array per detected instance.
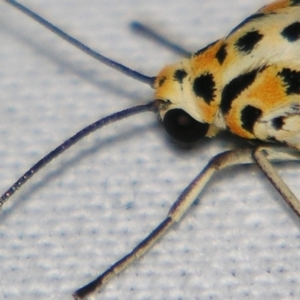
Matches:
[[1, 0, 300, 299]]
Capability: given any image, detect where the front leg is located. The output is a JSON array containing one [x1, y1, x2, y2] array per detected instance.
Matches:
[[253, 146, 300, 217], [73, 147, 276, 299]]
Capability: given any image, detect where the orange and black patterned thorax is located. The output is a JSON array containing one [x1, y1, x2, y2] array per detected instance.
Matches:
[[155, 0, 300, 148]]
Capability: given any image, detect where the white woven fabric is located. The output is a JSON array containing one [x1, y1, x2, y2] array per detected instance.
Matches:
[[1, 1, 300, 299]]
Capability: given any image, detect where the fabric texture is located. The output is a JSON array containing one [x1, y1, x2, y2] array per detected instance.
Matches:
[[1, 1, 300, 299]]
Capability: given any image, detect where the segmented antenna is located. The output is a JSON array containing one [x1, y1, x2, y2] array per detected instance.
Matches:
[[0, 102, 158, 208], [0, 1, 161, 207], [5, 0, 156, 86]]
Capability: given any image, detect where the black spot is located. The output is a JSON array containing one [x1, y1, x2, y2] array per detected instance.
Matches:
[[158, 77, 166, 87], [235, 30, 263, 54], [194, 40, 218, 57], [272, 117, 284, 130], [215, 44, 227, 64], [291, 0, 300, 6], [221, 69, 259, 115], [174, 69, 187, 83], [193, 73, 216, 104], [228, 13, 266, 36], [291, 103, 300, 112], [278, 68, 300, 95], [240, 105, 262, 133], [281, 22, 300, 42], [266, 136, 278, 143]]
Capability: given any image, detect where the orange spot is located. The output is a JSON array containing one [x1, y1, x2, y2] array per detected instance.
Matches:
[[225, 66, 288, 139], [258, 0, 291, 13], [192, 40, 225, 73], [192, 40, 226, 123], [226, 115, 254, 139], [197, 100, 219, 123], [247, 66, 287, 110]]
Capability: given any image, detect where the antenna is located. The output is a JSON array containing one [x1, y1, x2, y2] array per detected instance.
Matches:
[[5, 0, 156, 87], [0, 102, 158, 208], [131, 21, 191, 58]]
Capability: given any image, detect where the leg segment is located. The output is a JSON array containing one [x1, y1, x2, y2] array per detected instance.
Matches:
[[253, 146, 300, 216], [74, 147, 300, 299]]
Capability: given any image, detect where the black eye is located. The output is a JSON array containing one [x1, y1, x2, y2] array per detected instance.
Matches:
[[163, 109, 209, 144]]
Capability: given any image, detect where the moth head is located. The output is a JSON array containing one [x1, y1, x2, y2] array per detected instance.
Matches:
[[154, 62, 213, 144]]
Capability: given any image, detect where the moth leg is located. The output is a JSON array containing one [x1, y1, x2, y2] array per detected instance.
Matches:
[[253, 146, 300, 217], [130, 21, 191, 57], [73, 147, 300, 299], [73, 148, 258, 299]]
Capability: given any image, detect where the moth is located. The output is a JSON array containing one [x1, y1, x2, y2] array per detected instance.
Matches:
[[1, 0, 300, 299]]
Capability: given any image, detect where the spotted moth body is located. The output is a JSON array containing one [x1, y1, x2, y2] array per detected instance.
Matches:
[[155, 0, 300, 148], [2, 0, 300, 299]]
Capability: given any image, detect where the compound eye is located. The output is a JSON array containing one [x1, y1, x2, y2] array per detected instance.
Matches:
[[163, 109, 209, 144]]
